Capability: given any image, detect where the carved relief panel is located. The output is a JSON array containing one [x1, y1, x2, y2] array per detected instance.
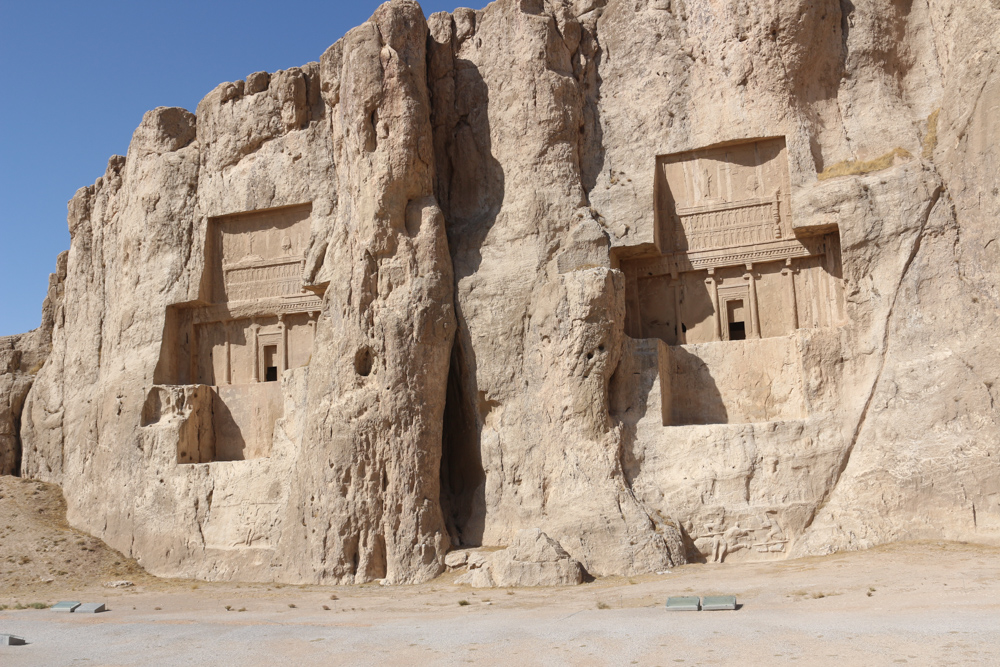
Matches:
[[619, 138, 849, 427], [655, 137, 793, 265], [205, 204, 313, 304], [154, 203, 324, 464]]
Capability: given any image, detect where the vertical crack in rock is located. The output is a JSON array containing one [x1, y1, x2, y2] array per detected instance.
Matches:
[[575, 3, 606, 202], [439, 333, 487, 547], [804, 183, 944, 532]]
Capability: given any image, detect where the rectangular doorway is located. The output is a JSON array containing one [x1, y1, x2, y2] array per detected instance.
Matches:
[[263, 345, 278, 382], [727, 300, 746, 341]]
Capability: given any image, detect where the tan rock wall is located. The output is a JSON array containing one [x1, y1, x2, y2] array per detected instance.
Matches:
[[0, 252, 66, 476], [10, 0, 1000, 582]]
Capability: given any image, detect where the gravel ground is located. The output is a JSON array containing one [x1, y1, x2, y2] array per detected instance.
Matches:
[[1, 604, 998, 666], [2, 541, 999, 666]]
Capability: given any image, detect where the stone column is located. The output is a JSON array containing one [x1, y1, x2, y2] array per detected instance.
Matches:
[[672, 275, 685, 345], [278, 314, 287, 373], [308, 311, 318, 345], [745, 264, 761, 339], [224, 326, 232, 385], [250, 322, 260, 383], [188, 320, 198, 384], [707, 268, 721, 342], [781, 258, 799, 330]]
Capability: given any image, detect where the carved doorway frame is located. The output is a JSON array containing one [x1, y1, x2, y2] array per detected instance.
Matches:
[[257, 332, 282, 382], [718, 285, 750, 341]]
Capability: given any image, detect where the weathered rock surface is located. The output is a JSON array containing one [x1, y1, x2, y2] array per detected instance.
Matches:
[[454, 529, 584, 587], [0, 252, 66, 475], [5, 0, 999, 585]]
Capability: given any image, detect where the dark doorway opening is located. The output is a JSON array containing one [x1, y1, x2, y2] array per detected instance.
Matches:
[[263, 345, 278, 382], [726, 299, 747, 341]]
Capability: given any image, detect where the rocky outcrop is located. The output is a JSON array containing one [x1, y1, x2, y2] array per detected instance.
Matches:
[[454, 529, 584, 587], [0, 341, 33, 476], [0, 252, 66, 475], [427, 0, 684, 577], [20, 1, 452, 586], [10, 0, 1000, 585]]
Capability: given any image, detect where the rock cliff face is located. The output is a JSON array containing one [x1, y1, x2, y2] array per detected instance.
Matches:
[[8, 0, 1000, 584], [0, 253, 66, 476]]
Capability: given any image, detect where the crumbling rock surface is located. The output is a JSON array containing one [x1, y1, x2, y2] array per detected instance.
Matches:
[[5, 0, 999, 585]]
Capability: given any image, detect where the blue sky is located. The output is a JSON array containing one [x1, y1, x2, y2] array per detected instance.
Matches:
[[0, 0, 461, 336]]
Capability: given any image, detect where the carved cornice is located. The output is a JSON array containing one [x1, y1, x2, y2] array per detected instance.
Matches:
[[627, 237, 825, 277]]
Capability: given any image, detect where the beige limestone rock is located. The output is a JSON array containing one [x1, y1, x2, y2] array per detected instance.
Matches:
[[20, 0, 452, 587], [5, 0, 999, 586], [0, 342, 33, 476], [430, 0, 685, 578], [0, 252, 66, 475], [455, 529, 585, 587], [444, 549, 471, 568]]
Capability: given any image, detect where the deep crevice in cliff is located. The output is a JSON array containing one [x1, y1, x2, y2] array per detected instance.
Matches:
[[439, 332, 486, 548], [11, 401, 23, 477]]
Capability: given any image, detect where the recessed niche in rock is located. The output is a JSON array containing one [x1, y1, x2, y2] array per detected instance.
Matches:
[[619, 138, 847, 426], [150, 203, 323, 462]]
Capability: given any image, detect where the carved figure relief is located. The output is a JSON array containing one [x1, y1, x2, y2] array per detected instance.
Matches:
[[754, 512, 788, 553], [698, 513, 789, 563]]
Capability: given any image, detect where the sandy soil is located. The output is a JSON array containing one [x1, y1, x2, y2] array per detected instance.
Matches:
[[2, 478, 999, 665]]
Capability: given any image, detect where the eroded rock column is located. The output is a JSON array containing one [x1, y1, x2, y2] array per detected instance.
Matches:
[[287, 0, 456, 585]]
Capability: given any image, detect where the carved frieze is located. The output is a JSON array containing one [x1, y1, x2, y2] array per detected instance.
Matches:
[[224, 257, 306, 303], [206, 204, 313, 304], [673, 194, 783, 252], [625, 233, 828, 278], [656, 138, 800, 270]]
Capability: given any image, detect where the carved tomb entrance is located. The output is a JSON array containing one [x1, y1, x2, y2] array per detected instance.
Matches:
[[150, 203, 323, 462], [619, 138, 847, 425]]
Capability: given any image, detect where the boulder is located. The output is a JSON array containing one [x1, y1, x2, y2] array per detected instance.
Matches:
[[455, 530, 585, 588]]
